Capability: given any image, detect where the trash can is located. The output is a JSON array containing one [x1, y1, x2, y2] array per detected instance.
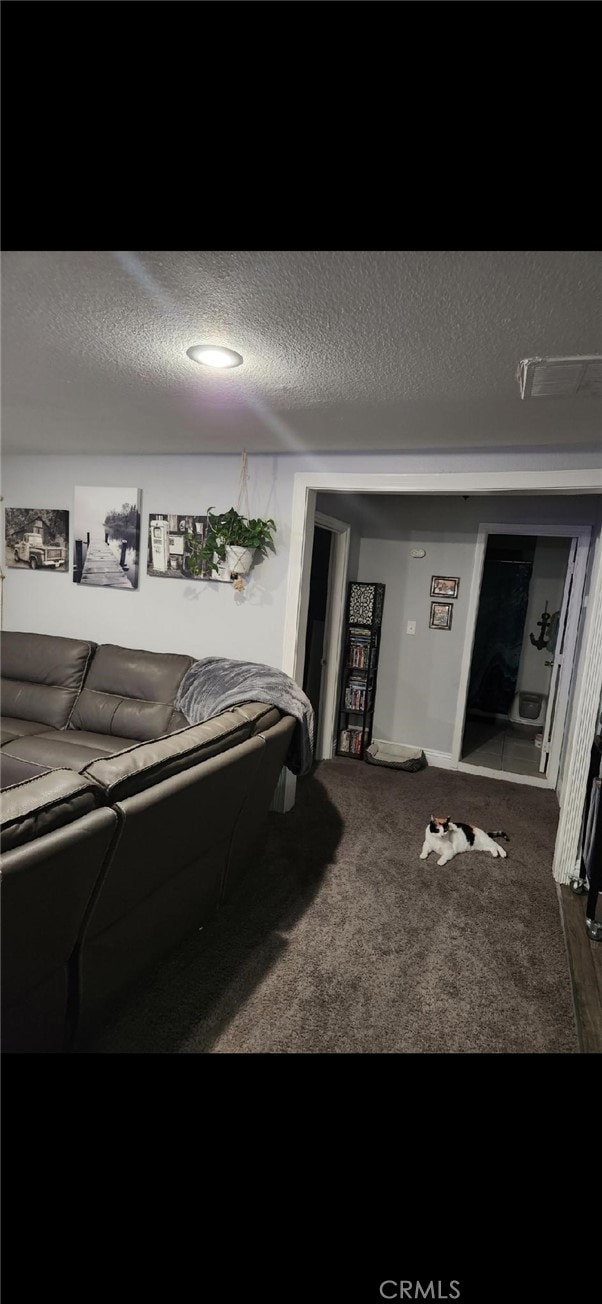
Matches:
[[519, 692, 543, 721]]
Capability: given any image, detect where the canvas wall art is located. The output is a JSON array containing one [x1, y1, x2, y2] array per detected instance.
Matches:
[[147, 513, 230, 581], [5, 508, 69, 572], [73, 486, 141, 589]]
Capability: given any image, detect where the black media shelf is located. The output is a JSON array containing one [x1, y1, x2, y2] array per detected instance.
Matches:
[[336, 581, 385, 760]]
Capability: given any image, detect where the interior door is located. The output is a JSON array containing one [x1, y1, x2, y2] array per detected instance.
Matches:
[[302, 526, 333, 756], [315, 544, 340, 758], [539, 537, 580, 783]]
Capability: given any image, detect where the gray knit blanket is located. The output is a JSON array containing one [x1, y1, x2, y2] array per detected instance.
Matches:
[[175, 657, 315, 776]]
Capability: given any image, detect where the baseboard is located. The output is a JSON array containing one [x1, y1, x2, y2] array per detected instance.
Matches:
[[457, 760, 550, 788], [423, 748, 456, 770], [372, 739, 456, 770]]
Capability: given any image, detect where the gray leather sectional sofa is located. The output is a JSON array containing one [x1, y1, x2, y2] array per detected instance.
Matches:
[[0, 632, 295, 1053]]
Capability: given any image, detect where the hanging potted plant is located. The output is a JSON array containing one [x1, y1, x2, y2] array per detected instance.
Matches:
[[186, 507, 276, 580]]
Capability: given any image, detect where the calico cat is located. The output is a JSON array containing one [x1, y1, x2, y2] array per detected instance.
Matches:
[[420, 815, 509, 866]]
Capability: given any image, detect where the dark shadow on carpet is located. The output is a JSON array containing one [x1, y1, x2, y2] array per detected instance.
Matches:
[[81, 761, 577, 1054]]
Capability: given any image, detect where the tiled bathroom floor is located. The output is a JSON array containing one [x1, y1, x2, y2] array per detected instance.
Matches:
[[461, 715, 543, 776]]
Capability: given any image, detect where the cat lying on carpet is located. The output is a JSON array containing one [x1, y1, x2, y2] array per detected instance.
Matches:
[[420, 815, 509, 866]]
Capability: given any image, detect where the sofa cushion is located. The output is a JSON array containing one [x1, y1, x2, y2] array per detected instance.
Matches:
[[1, 755, 52, 790], [1, 717, 56, 747], [69, 643, 194, 741], [81, 706, 264, 801], [2, 729, 138, 771], [0, 767, 103, 851], [1, 632, 96, 729]]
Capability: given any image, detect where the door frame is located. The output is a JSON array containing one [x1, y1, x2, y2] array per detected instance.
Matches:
[[451, 522, 592, 786], [313, 512, 351, 760], [280, 468, 602, 884], [538, 535, 579, 784]]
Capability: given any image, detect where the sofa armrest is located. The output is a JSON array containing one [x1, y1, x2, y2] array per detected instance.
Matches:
[[1, 769, 102, 852], [80, 706, 263, 802], [230, 703, 282, 734]]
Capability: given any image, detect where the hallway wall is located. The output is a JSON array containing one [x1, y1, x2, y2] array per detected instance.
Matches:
[[347, 495, 602, 754]]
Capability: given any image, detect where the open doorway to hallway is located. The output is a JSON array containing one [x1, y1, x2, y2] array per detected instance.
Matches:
[[302, 525, 332, 752], [283, 473, 602, 884], [455, 522, 591, 789], [300, 512, 351, 762], [460, 533, 572, 780]]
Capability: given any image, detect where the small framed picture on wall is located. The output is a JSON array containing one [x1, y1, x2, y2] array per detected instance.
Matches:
[[430, 576, 459, 598], [430, 601, 453, 630]]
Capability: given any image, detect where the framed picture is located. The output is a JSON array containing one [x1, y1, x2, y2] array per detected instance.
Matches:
[[73, 486, 141, 589], [430, 601, 453, 630], [5, 508, 69, 572], [147, 511, 231, 582], [430, 575, 460, 598]]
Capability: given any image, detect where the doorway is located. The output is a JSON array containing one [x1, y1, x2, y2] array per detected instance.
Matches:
[[302, 525, 332, 755], [455, 523, 591, 788], [281, 472, 602, 885], [301, 512, 351, 761]]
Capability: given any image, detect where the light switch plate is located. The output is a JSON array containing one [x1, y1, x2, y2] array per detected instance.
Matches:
[[406, 621, 416, 635]]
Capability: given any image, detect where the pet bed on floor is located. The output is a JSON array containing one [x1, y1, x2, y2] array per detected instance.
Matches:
[[364, 741, 427, 771]]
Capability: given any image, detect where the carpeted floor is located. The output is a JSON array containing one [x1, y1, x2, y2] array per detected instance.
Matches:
[[81, 760, 578, 1054]]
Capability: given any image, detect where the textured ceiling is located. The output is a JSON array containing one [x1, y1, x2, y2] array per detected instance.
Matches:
[[2, 250, 601, 455]]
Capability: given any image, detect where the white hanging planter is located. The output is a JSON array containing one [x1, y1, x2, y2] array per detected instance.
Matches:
[[225, 546, 256, 576]]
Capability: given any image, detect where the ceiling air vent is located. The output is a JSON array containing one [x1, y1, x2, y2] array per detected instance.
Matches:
[[517, 355, 602, 399]]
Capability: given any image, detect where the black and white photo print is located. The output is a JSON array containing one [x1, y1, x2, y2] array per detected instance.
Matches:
[[147, 512, 230, 581], [73, 486, 141, 588], [5, 508, 69, 572]]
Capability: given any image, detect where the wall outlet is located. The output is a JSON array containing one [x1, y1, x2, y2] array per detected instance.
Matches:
[[406, 620, 416, 635]]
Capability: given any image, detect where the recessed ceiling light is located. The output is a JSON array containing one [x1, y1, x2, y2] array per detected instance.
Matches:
[[186, 345, 243, 369]]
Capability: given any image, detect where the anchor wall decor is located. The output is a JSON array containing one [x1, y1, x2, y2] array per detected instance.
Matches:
[[530, 601, 552, 650]]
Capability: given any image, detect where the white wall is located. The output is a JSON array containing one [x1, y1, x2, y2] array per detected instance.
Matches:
[[557, 526, 602, 801], [350, 495, 602, 754], [1, 454, 291, 665], [516, 537, 571, 699], [2, 451, 601, 676]]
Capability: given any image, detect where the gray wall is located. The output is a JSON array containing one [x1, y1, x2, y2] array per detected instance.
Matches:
[[2, 450, 601, 679], [346, 495, 602, 754]]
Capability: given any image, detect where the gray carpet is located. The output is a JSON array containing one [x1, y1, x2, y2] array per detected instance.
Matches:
[[82, 760, 578, 1054]]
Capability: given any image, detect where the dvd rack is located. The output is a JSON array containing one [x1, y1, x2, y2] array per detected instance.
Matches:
[[336, 581, 385, 760]]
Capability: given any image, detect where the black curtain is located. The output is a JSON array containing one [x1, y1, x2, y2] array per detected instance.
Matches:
[[467, 560, 532, 715]]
